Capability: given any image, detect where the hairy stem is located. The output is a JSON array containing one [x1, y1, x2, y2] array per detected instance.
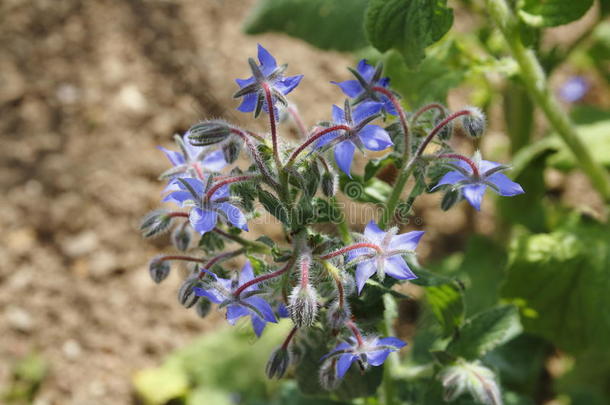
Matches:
[[372, 86, 410, 160], [213, 227, 272, 255], [157, 255, 204, 264], [205, 175, 257, 201], [286, 125, 351, 167], [281, 326, 299, 350], [233, 259, 294, 297], [438, 153, 480, 178], [410, 102, 447, 124], [319, 243, 382, 260], [230, 128, 279, 188], [261, 82, 282, 170]]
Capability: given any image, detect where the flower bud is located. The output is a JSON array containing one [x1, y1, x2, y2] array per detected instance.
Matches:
[[140, 210, 171, 238], [171, 225, 192, 251], [265, 347, 291, 379], [319, 358, 341, 391], [195, 298, 212, 318], [222, 138, 242, 163], [177, 274, 200, 308], [461, 107, 486, 138], [187, 120, 231, 146], [321, 172, 337, 197], [435, 110, 454, 141], [441, 188, 462, 211], [288, 284, 318, 328], [326, 300, 351, 330], [149, 257, 170, 284], [439, 361, 502, 405]]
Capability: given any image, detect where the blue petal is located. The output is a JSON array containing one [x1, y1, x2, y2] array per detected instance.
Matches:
[[331, 104, 346, 124], [236, 77, 255, 88], [389, 231, 425, 251], [278, 303, 290, 318], [382, 96, 397, 116], [175, 177, 205, 196], [158, 146, 185, 166], [194, 287, 224, 304], [239, 261, 255, 286], [366, 349, 391, 366], [201, 149, 227, 172], [363, 220, 386, 244], [356, 59, 375, 81], [275, 75, 303, 95], [487, 173, 524, 196], [377, 337, 407, 349], [432, 171, 468, 191], [217, 202, 249, 231], [331, 80, 363, 98], [251, 315, 266, 337], [245, 296, 277, 323], [315, 129, 340, 148], [162, 190, 194, 207], [462, 184, 487, 211], [356, 260, 377, 294], [352, 101, 382, 124], [334, 140, 356, 177], [357, 124, 393, 151], [257, 44, 277, 75], [181, 133, 202, 161], [237, 93, 258, 113], [189, 208, 218, 234], [321, 342, 353, 360], [479, 159, 502, 173], [384, 255, 417, 280], [337, 354, 355, 379], [210, 184, 230, 201], [226, 304, 249, 325]]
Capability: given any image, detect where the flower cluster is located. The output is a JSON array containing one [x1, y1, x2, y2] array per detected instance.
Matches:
[[141, 45, 523, 395]]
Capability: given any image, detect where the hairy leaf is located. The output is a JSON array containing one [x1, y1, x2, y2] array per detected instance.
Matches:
[[519, 0, 594, 28]]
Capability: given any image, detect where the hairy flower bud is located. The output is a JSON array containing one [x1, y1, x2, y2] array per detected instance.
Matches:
[[288, 284, 318, 328], [187, 120, 231, 146], [265, 347, 291, 379], [321, 172, 337, 197], [439, 361, 502, 405], [222, 138, 242, 163], [435, 110, 454, 141], [461, 107, 486, 138], [195, 298, 212, 318], [326, 300, 351, 330], [171, 225, 192, 251], [149, 257, 170, 284], [178, 274, 200, 308], [140, 210, 171, 238], [319, 358, 341, 391]]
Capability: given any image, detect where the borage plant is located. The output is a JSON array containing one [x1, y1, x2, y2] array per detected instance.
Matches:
[[141, 45, 523, 404]]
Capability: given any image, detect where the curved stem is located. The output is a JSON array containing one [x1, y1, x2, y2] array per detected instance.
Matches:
[[261, 82, 282, 170], [233, 260, 294, 297], [414, 110, 471, 159], [201, 248, 245, 272], [286, 125, 352, 167], [438, 153, 480, 177], [157, 255, 204, 264], [205, 175, 257, 201], [486, 0, 610, 201], [168, 212, 189, 219], [372, 86, 410, 160], [213, 227, 272, 255], [346, 321, 364, 347], [281, 326, 299, 350], [411, 102, 446, 124], [230, 128, 279, 188], [319, 243, 382, 260]]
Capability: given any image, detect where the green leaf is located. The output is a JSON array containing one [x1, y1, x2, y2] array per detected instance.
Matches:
[[446, 305, 523, 360], [365, 0, 453, 68], [339, 174, 392, 204], [244, 0, 369, 51], [426, 282, 465, 337], [547, 120, 610, 170], [258, 188, 289, 226], [133, 366, 189, 405], [364, 155, 397, 182], [502, 218, 610, 353], [519, 0, 594, 28]]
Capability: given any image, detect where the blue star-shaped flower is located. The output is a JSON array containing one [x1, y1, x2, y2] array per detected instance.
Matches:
[[433, 153, 524, 211], [194, 261, 277, 337], [163, 177, 248, 234], [321, 335, 406, 380], [347, 221, 423, 294], [332, 59, 396, 115], [158, 132, 226, 180], [234, 44, 303, 118], [316, 102, 393, 177]]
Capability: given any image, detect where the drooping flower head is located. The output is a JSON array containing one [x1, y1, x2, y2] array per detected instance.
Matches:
[[234, 44, 303, 119], [158, 132, 226, 179], [347, 221, 423, 293], [433, 151, 524, 211], [194, 261, 277, 337], [332, 59, 396, 115], [316, 101, 393, 177], [163, 177, 248, 234], [321, 335, 406, 380]]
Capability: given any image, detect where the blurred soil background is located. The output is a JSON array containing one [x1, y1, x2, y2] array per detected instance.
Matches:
[[0, 0, 603, 404]]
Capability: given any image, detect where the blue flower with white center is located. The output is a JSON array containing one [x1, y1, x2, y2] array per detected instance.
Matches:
[[158, 133, 226, 179], [234, 44, 303, 119], [163, 177, 248, 234], [433, 152, 524, 211], [316, 101, 393, 177], [347, 221, 423, 293], [321, 335, 406, 380], [332, 59, 396, 115], [194, 261, 277, 337]]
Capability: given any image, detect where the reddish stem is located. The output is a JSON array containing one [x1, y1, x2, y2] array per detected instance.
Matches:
[[319, 243, 382, 260], [199, 249, 244, 275], [346, 321, 364, 347], [233, 260, 293, 297], [193, 162, 205, 179], [157, 255, 204, 263], [261, 82, 282, 169], [287, 125, 352, 166], [205, 175, 256, 201], [438, 153, 480, 178], [168, 212, 189, 218], [372, 86, 410, 159], [230, 128, 279, 188], [411, 102, 447, 124], [414, 109, 472, 159], [281, 326, 299, 350], [300, 256, 311, 288]]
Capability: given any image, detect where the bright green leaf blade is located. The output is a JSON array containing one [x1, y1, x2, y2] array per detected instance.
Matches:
[[547, 120, 610, 170], [446, 305, 523, 360], [133, 366, 189, 405], [365, 0, 453, 68], [244, 0, 369, 51], [426, 283, 465, 337], [519, 0, 594, 28]]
